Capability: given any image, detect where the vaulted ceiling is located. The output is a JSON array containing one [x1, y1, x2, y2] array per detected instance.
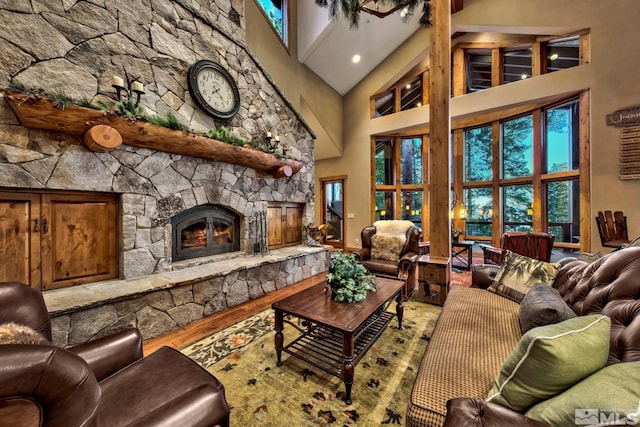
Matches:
[[298, 1, 463, 95]]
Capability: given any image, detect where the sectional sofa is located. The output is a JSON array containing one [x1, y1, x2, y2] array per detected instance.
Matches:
[[406, 246, 640, 426]]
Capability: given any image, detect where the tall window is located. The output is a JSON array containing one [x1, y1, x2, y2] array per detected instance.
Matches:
[[255, 0, 288, 46], [544, 100, 581, 244], [460, 96, 583, 249], [373, 137, 424, 230]]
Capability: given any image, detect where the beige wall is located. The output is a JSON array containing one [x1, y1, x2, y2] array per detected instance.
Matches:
[[245, 0, 343, 160], [315, 0, 640, 252]]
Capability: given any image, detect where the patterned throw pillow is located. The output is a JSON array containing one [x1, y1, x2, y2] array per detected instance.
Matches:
[[489, 250, 560, 302], [487, 314, 611, 412], [370, 234, 403, 261]]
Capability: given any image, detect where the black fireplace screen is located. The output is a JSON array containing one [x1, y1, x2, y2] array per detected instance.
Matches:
[[171, 204, 240, 261]]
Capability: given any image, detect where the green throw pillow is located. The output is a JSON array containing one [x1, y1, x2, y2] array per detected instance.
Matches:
[[487, 314, 611, 412], [526, 361, 640, 426], [489, 250, 560, 302]]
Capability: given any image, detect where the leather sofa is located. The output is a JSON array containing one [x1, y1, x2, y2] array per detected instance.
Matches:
[[0, 282, 230, 427], [406, 247, 640, 426]]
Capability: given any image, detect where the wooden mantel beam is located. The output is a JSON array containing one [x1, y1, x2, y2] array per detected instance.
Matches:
[[4, 92, 303, 178]]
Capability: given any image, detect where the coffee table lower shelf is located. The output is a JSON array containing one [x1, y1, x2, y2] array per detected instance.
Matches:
[[282, 311, 395, 379]]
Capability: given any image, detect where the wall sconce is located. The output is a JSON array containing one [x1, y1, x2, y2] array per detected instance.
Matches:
[[527, 204, 533, 216], [450, 193, 467, 219], [265, 132, 280, 152], [112, 70, 145, 108]]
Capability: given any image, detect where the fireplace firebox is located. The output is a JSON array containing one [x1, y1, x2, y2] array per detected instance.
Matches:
[[171, 204, 240, 261]]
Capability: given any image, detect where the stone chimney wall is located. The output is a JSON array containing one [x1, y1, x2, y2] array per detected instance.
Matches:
[[0, 0, 315, 279]]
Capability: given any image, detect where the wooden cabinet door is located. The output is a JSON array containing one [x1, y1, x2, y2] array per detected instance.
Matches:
[[0, 193, 41, 290], [267, 206, 284, 248], [41, 193, 117, 290], [267, 203, 302, 249], [285, 206, 302, 244]]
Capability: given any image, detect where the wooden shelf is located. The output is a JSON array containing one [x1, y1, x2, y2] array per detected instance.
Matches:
[[4, 91, 303, 178]]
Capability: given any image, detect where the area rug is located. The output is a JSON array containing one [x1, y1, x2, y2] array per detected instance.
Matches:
[[182, 297, 441, 426]]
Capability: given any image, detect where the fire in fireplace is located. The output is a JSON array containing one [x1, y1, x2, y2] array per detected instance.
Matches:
[[171, 204, 240, 261]]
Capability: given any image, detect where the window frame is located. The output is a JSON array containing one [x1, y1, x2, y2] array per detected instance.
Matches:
[[253, 0, 289, 50], [371, 135, 427, 231], [452, 29, 590, 97], [453, 92, 589, 251]]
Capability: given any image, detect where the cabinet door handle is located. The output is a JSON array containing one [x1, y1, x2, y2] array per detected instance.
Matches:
[[34, 219, 38, 232], [42, 218, 48, 234]]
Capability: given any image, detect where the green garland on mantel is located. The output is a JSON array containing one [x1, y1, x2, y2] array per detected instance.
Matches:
[[7, 81, 291, 159], [314, 0, 432, 28]]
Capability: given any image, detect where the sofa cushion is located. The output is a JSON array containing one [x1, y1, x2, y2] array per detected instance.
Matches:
[[406, 287, 522, 427], [519, 283, 577, 334], [489, 250, 560, 302], [370, 234, 403, 261], [487, 314, 611, 412], [525, 361, 640, 426]]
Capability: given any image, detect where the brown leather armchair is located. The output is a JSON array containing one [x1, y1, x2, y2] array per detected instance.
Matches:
[[480, 231, 555, 265], [352, 224, 421, 297], [0, 282, 230, 427]]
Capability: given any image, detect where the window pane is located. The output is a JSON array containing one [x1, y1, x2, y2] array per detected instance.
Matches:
[[374, 92, 394, 117], [545, 100, 579, 172], [401, 191, 423, 229], [466, 50, 492, 92], [464, 187, 492, 237], [400, 77, 423, 111], [464, 126, 492, 182], [547, 36, 580, 73], [400, 137, 422, 185], [503, 185, 533, 232], [375, 191, 395, 220], [375, 139, 394, 185], [256, 0, 287, 44], [503, 115, 533, 178], [547, 179, 580, 244], [503, 47, 532, 83]]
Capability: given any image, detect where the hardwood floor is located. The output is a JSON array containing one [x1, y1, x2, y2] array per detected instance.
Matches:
[[142, 272, 326, 355]]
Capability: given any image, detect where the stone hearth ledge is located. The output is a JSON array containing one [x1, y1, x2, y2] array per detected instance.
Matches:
[[44, 245, 328, 316]]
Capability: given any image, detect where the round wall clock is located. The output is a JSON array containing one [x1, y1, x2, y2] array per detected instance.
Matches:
[[188, 60, 240, 119]]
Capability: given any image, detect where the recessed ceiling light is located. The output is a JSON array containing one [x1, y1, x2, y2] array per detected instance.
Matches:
[[352, 54, 361, 64], [549, 53, 559, 61], [406, 83, 412, 89]]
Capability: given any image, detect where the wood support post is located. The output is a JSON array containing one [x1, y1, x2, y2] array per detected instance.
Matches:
[[428, 0, 452, 259]]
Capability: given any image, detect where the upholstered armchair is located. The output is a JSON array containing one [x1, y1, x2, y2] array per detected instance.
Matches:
[[352, 220, 421, 298], [0, 281, 230, 427], [480, 232, 555, 265]]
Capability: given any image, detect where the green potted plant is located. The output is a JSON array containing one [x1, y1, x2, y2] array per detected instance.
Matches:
[[326, 252, 376, 303]]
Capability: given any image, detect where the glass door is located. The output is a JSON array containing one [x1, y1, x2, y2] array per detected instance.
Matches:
[[321, 177, 345, 249]]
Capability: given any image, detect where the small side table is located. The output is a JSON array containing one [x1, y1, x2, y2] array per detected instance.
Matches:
[[417, 255, 451, 306]]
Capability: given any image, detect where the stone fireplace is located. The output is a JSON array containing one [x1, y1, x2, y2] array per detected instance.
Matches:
[[171, 204, 241, 261], [0, 1, 326, 345]]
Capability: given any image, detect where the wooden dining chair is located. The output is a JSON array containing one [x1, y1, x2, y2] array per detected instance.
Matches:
[[596, 210, 630, 249]]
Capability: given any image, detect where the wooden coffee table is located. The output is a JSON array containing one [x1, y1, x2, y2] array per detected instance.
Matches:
[[272, 276, 404, 404]]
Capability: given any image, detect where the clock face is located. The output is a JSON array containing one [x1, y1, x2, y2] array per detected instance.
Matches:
[[188, 60, 240, 119]]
